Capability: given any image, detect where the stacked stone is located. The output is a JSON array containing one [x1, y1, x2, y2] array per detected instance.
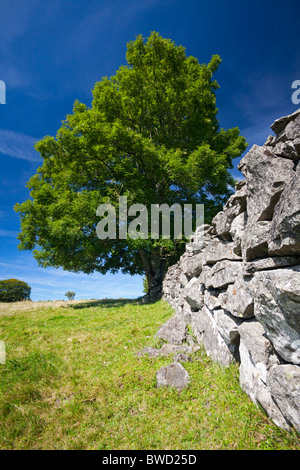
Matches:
[[161, 109, 300, 432]]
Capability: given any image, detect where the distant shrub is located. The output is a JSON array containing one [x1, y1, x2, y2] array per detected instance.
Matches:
[[0, 279, 31, 302], [65, 291, 75, 300]]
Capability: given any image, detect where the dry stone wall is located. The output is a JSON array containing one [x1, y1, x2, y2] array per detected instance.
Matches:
[[161, 109, 300, 432]]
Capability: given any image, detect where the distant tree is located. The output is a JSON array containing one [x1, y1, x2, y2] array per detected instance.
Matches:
[[0, 279, 31, 302], [14, 32, 247, 301], [65, 291, 75, 300]]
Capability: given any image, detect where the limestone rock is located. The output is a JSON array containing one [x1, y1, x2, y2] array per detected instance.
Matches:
[[156, 315, 187, 345], [156, 362, 190, 390], [160, 109, 300, 432], [190, 307, 238, 366], [229, 211, 247, 256], [179, 272, 189, 288], [268, 163, 300, 256], [212, 184, 247, 240], [251, 266, 300, 364], [213, 309, 241, 347], [282, 113, 300, 142], [173, 352, 193, 363], [181, 300, 194, 324], [294, 138, 300, 158], [203, 259, 243, 290], [238, 320, 279, 372], [243, 256, 300, 274], [162, 261, 181, 308], [273, 140, 299, 160], [184, 277, 204, 310], [241, 221, 271, 261], [204, 288, 222, 311], [265, 113, 300, 160], [238, 320, 288, 430], [271, 113, 300, 160], [238, 145, 294, 224], [203, 239, 242, 265], [235, 179, 247, 191], [180, 252, 203, 278], [137, 343, 199, 358], [219, 274, 254, 318], [270, 108, 300, 135], [267, 364, 300, 433], [186, 224, 212, 254], [264, 135, 276, 147]]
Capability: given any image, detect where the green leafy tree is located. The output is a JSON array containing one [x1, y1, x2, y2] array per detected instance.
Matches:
[[0, 279, 31, 302], [14, 32, 247, 301], [65, 291, 75, 300]]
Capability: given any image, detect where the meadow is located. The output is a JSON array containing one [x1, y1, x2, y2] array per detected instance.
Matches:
[[0, 298, 299, 450]]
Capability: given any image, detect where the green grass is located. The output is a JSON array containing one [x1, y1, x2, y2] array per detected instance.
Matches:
[[0, 298, 299, 450]]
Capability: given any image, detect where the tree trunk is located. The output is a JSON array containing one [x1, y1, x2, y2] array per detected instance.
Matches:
[[139, 249, 166, 302]]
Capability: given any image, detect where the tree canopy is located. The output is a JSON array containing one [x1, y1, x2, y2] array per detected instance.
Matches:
[[15, 32, 247, 300], [0, 279, 31, 302]]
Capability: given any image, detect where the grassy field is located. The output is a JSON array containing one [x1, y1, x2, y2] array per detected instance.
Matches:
[[0, 297, 299, 450]]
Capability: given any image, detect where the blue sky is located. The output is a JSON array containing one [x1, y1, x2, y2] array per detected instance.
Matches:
[[0, 0, 299, 301]]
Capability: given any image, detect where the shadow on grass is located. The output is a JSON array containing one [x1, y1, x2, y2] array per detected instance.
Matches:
[[70, 298, 143, 310], [69, 296, 163, 310]]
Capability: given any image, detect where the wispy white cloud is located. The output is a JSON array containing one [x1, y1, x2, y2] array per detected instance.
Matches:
[[0, 229, 18, 237], [0, 130, 41, 162], [0, 255, 143, 301]]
